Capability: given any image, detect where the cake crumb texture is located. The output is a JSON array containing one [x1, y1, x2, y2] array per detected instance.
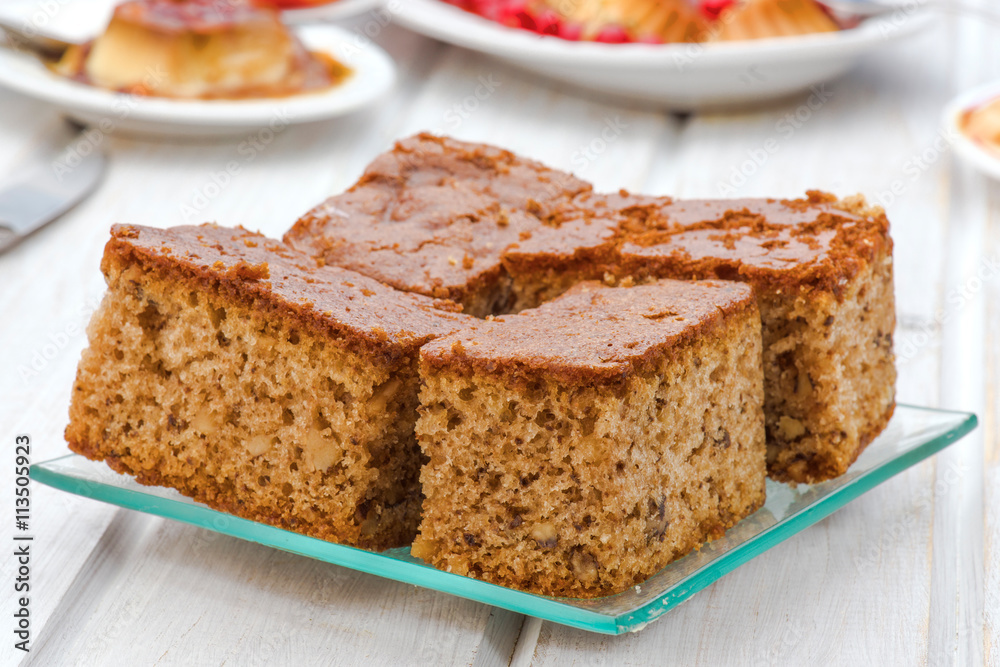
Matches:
[[65, 223, 473, 549], [412, 280, 766, 597]]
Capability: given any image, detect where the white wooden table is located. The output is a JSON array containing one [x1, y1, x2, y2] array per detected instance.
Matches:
[[1, 3, 998, 665]]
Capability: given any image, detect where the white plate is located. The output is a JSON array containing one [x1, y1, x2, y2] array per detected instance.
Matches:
[[0, 24, 396, 138], [281, 0, 385, 24], [394, 0, 932, 110], [944, 81, 1000, 181], [0, 0, 384, 44]]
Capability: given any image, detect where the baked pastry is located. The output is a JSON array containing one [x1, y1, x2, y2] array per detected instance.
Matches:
[[445, 0, 838, 43], [284, 133, 591, 317], [412, 279, 766, 597], [960, 97, 1000, 156], [52, 0, 349, 99], [65, 223, 473, 549], [555, 0, 707, 41], [712, 0, 838, 41], [504, 191, 896, 482]]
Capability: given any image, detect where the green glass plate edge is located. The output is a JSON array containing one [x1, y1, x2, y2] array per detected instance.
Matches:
[[30, 405, 977, 636], [614, 405, 978, 632]]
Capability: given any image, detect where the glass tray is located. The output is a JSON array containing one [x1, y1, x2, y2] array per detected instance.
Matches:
[[32, 404, 977, 635]]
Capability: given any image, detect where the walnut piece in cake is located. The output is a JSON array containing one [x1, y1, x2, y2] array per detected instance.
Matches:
[[65, 223, 473, 550], [412, 279, 766, 597]]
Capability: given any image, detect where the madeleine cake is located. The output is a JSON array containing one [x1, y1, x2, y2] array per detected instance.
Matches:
[[53, 0, 348, 99]]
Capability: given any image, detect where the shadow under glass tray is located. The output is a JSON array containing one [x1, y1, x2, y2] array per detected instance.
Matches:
[[31, 404, 977, 635]]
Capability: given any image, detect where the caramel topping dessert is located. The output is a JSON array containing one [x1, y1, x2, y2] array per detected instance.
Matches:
[[51, 0, 350, 99], [712, 0, 838, 41], [960, 97, 1000, 156]]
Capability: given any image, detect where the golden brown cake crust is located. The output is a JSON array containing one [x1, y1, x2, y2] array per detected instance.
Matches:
[[106, 223, 472, 363], [507, 190, 892, 299], [67, 223, 475, 550], [283, 133, 591, 314], [420, 279, 756, 387]]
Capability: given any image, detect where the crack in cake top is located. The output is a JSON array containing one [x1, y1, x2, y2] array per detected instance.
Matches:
[[419, 279, 757, 386], [283, 133, 592, 301]]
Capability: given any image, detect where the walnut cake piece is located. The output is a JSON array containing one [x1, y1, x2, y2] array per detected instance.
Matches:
[[65, 223, 473, 550], [283, 133, 592, 317], [504, 191, 896, 483], [412, 279, 766, 597]]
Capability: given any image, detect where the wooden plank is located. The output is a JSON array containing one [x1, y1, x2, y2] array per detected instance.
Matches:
[[472, 610, 526, 667], [24, 514, 504, 666], [983, 187, 999, 665], [927, 1, 995, 663], [0, 89, 127, 667], [929, 163, 987, 667]]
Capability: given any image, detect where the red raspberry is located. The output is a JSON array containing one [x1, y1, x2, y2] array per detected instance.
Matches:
[[558, 20, 583, 41], [594, 24, 630, 43], [699, 0, 736, 20]]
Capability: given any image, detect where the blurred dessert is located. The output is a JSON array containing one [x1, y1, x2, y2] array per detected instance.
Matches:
[[446, 0, 842, 43], [52, 0, 350, 99], [960, 98, 1000, 155], [557, 0, 707, 42], [252, 0, 343, 7], [712, 0, 838, 41]]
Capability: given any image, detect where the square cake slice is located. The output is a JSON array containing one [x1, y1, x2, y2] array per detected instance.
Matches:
[[411, 279, 766, 598], [283, 133, 592, 317], [504, 191, 896, 483], [65, 223, 473, 550]]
